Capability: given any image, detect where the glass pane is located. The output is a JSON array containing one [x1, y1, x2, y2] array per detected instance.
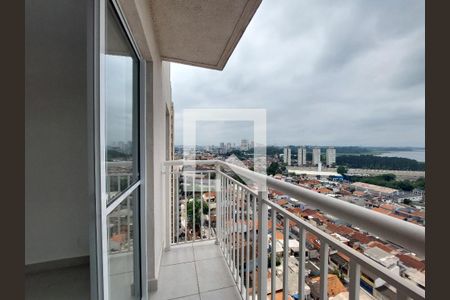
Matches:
[[105, 2, 139, 203], [120, 175, 130, 191], [107, 190, 138, 300]]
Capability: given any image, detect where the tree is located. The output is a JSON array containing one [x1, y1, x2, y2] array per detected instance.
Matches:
[[396, 180, 414, 192], [187, 198, 209, 233], [336, 155, 425, 171], [337, 165, 348, 175], [381, 174, 396, 181], [267, 162, 286, 175], [414, 177, 425, 190], [268, 253, 282, 268]]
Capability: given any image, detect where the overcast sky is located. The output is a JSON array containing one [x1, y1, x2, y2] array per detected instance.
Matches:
[[171, 0, 424, 147]]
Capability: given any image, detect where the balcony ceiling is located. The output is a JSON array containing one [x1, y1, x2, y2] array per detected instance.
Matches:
[[149, 0, 262, 70]]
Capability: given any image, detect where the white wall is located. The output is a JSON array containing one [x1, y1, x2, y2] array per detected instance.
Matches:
[[25, 0, 90, 265], [149, 59, 172, 282], [118, 0, 173, 287]]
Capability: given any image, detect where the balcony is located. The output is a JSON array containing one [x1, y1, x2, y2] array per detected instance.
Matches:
[[161, 160, 425, 300]]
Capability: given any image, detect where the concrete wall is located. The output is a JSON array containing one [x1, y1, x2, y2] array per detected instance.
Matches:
[[148, 58, 172, 286], [25, 0, 89, 265]]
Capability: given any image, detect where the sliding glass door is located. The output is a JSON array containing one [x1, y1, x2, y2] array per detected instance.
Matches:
[[96, 1, 143, 299]]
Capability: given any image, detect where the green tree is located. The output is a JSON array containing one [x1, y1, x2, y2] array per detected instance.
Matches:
[[381, 174, 396, 181], [414, 177, 425, 190], [337, 165, 348, 175], [267, 162, 286, 175], [268, 253, 282, 268], [187, 198, 209, 231], [395, 180, 414, 191]]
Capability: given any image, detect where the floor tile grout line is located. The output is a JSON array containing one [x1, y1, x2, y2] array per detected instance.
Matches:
[[201, 284, 238, 294], [161, 259, 196, 267], [168, 291, 200, 300], [193, 256, 202, 300], [194, 255, 225, 263], [195, 254, 222, 262]]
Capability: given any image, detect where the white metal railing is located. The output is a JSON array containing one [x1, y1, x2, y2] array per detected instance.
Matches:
[[164, 160, 425, 300], [168, 169, 217, 244]]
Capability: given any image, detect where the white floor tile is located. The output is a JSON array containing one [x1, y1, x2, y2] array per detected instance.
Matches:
[[200, 286, 242, 300], [150, 262, 199, 300], [195, 257, 236, 293], [161, 245, 194, 266], [193, 243, 222, 261]]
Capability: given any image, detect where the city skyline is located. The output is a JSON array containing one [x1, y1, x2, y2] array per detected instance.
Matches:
[[175, 141, 425, 149]]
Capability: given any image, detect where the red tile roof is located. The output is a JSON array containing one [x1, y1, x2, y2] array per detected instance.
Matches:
[[317, 187, 333, 194], [349, 232, 376, 245], [276, 199, 289, 206], [372, 207, 391, 215], [353, 191, 366, 197], [310, 274, 347, 297], [380, 203, 397, 211], [287, 207, 302, 216], [337, 252, 350, 262], [411, 210, 425, 218], [367, 241, 396, 253], [397, 254, 426, 271]]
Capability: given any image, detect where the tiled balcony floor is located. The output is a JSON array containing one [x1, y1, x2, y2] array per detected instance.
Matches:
[[150, 240, 242, 300]]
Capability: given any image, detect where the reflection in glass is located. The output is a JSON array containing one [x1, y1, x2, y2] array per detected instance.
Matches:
[[105, 3, 139, 203], [107, 191, 136, 300]]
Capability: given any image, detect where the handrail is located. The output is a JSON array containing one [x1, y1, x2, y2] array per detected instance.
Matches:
[[164, 160, 425, 257], [265, 198, 425, 299]]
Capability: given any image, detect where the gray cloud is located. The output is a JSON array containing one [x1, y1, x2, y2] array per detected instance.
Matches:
[[172, 0, 424, 147]]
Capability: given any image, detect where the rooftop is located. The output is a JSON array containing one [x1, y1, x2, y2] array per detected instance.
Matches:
[[351, 182, 398, 194]]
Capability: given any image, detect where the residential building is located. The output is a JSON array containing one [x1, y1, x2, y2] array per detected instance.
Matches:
[[284, 146, 292, 165], [298, 147, 307, 166], [226, 142, 232, 152], [312, 147, 321, 166], [352, 182, 399, 196], [241, 139, 250, 151], [326, 147, 336, 167]]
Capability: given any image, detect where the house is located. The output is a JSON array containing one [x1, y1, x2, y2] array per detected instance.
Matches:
[[351, 182, 399, 196], [202, 191, 216, 202], [316, 187, 333, 194], [397, 254, 426, 272], [309, 274, 347, 299]]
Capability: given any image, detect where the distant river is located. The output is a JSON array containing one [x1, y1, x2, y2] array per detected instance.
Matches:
[[376, 150, 425, 162]]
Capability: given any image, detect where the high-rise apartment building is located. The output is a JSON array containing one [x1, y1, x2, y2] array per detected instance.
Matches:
[[240, 139, 249, 151], [326, 147, 336, 167], [312, 147, 321, 166], [283, 146, 292, 166], [297, 147, 307, 166]]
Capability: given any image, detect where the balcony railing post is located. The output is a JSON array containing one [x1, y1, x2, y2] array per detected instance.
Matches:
[[349, 260, 361, 300], [164, 164, 171, 251], [257, 191, 268, 299], [319, 240, 329, 300], [215, 164, 221, 245], [298, 227, 306, 300]]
